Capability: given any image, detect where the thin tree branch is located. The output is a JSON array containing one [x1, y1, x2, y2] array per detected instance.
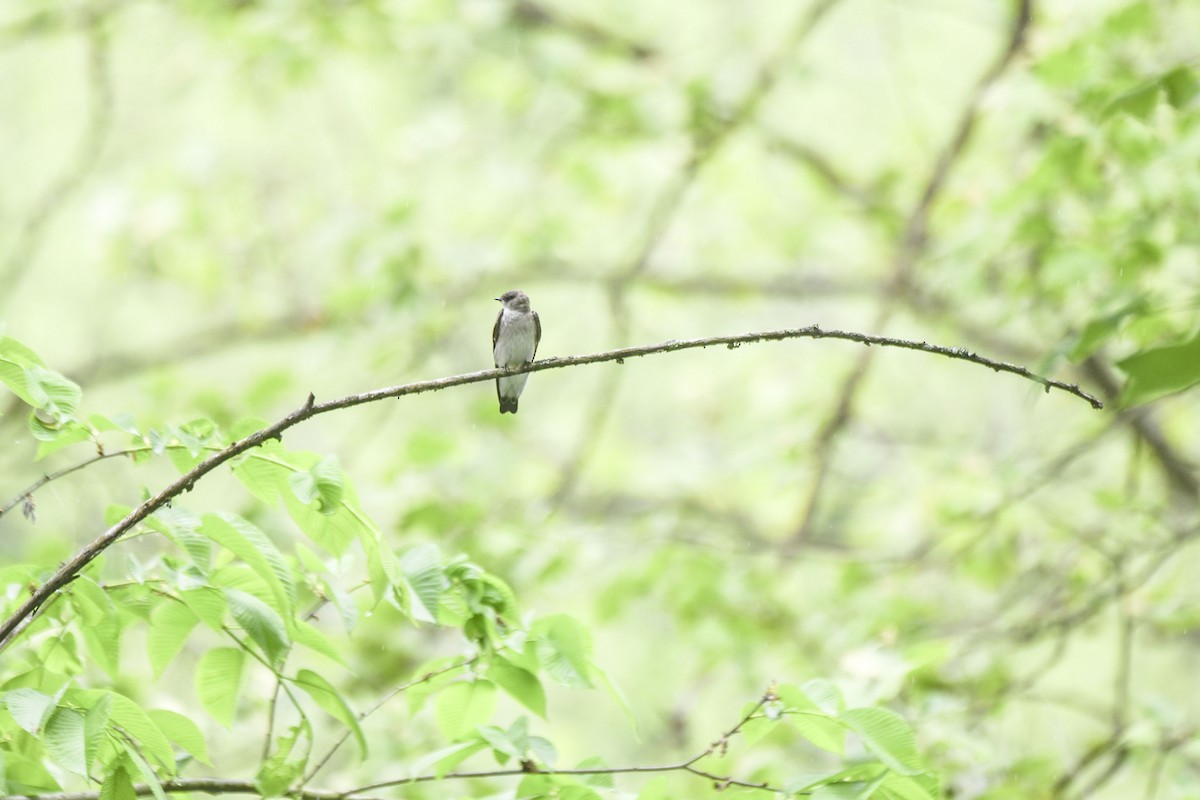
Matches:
[[299, 658, 477, 785], [549, 0, 846, 507], [0, 693, 786, 800], [788, 0, 1035, 545], [0, 326, 1099, 652]]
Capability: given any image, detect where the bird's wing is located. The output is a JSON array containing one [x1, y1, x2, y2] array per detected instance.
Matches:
[[532, 311, 541, 360], [492, 309, 503, 359]]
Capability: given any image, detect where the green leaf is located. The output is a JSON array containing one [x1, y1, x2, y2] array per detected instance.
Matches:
[[839, 707, 922, 776], [35, 420, 93, 460], [488, 658, 546, 718], [180, 587, 227, 631], [283, 491, 371, 558], [401, 543, 447, 624], [4, 688, 56, 734], [1103, 82, 1160, 121], [531, 615, 594, 689], [293, 669, 367, 758], [435, 680, 497, 741], [147, 709, 211, 765], [1117, 331, 1200, 406], [289, 618, 347, 666], [1067, 300, 1146, 362], [99, 764, 137, 800], [196, 648, 246, 726], [200, 513, 294, 614], [877, 771, 940, 800], [287, 455, 344, 514], [120, 741, 167, 800], [80, 615, 122, 678], [479, 724, 523, 761], [0, 336, 48, 405], [256, 723, 308, 798], [148, 602, 200, 677], [43, 708, 88, 775], [232, 447, 287, 504], [84, 693, 113, 769], [225, 588, 290, 666], [24, 366, 82, 423], [777, 684, 845, 754], [410, 741, 488, 779], [1162, 66, 1199, 108], [362, 532, 404, 606], [107, 693, 177, 773], [802, 679, 845, 715]]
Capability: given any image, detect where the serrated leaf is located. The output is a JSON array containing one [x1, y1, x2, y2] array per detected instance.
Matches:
[[529, 736, 556, 769], [479, 725, 523, 761], [435, 680, 496, 741], [147, 709, 210, 765], [4, 688, 56, 734], [287, 455, 344, 514], [488, 658, 546, 718], [283, 491, 370, 558], [232, 448, 287, 504], [226, 588, 290, 666], [401, 543, 447, 624], [289, 618, 347, 666], [180, 587, 227, 630], [0, 336, 47, 406], [107, 693, 176, 773], [148, 602, 200, 677], [120, 741, 167, 800], [801, 679, 845, 715], [256, 724, 308, 798], [35, 420, 93, 459], [24, 366, 81, 422], [839, 707, 922, 776], [200, 513, 294, 614], [43, 708, 88, 775], [196, 648, 246, 727], [877, 771, 939, 800], [292, 671, 362, 758], [99, 765, 137, 800], [531, 615, 594, 689], [84, 693, 112, 769], [777, 684, 844, 754], [293, 669, 366, 758]]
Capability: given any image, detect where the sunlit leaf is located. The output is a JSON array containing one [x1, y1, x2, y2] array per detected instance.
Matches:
[[196, 648, 246, 727], [839, 707, 923, 776], [293, 669, 367, 758]]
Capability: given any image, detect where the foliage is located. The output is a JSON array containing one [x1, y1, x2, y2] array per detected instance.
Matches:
[[1, 0, 1199, 799]]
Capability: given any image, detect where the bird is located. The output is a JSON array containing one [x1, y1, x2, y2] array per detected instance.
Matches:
[[492, 290, 541, 414]]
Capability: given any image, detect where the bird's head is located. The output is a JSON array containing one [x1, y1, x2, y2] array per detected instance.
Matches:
[[496, 290, 532, 313]]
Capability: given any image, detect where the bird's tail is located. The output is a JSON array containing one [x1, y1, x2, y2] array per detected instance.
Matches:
[[499, 397, 519, 414]]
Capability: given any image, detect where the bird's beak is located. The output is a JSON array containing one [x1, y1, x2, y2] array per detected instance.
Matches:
[[494, 297, 501, 302]]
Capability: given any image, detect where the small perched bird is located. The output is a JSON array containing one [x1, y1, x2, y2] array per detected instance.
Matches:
[[492, 290, 541, 414]]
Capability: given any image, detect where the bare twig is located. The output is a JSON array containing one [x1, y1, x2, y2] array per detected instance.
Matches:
[[299, 658, 476, 785], [0, 326, 1099, 652], [0, 693, 786, 800], [788, 0, 1036, 545]]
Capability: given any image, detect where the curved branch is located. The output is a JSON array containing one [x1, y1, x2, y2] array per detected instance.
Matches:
[[0, 326, 1099, 651]]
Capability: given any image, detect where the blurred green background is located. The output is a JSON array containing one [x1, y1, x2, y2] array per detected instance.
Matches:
[[2, 0, 1200, 797]]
